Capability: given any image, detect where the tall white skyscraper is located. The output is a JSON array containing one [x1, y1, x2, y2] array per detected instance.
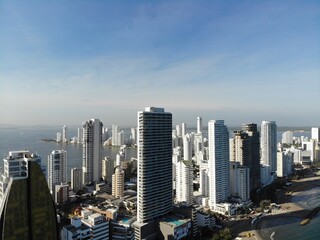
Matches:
[[56, 132, 62, 142], [282, 131, 293, 145], [112, 124, 119, 146], [63, 125, 68, 143], [176, 124, 182, 137], [208, 120, 229, 209], [77, 127, 83, 144], [311, 127, 320, 142], [135, 107, 172, 239], [82, 119, 103, 184], [261, 121, 277, 172], [112, 155, 124, 198], [130, 127, 137, 144], [176, 160, 193, 205], [197, 117, 202, 133], [181, 123, 187, 139], [230, 161, 250, 202], [199, 161, 209, 197], [183, 133, 192, 161], [47, 150, 67, 194]]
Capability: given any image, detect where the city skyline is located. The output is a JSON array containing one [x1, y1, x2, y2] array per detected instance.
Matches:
[[0, 1, 319, 126]]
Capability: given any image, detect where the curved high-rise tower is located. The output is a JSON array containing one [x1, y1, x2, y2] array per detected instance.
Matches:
[[0, 150, 58, 240]]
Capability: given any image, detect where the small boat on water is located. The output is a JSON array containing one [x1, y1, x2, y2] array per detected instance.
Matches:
[[270, 231, 275, 240]]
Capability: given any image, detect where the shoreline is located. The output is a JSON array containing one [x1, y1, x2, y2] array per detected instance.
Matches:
[[234, 175, 320, 240], [253, 175, 320, 240]]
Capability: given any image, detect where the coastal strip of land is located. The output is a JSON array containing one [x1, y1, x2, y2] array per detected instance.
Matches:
[[235, 174, 320, 240]]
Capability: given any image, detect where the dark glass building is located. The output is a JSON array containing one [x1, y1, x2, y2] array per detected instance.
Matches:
[[0, 153, 58, 240]]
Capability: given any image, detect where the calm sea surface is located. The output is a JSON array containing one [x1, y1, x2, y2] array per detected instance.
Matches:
[[0, 125, 137, 181]]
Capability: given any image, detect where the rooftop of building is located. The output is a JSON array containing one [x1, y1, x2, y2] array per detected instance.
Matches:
[[160, 215, 190, 228]]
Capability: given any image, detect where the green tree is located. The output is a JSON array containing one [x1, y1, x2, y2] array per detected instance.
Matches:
[[219, 227, 233, 240], [212, 233, 220, 240], [260, 199, 271, 210]]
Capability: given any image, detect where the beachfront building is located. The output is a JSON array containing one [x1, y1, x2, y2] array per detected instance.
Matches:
[[230, 161, 250, 202], [57, 132, 62, 142], [134, 107, 172, 240], [82, 119, 103, 184], [311, 127, 320, 142], [63, 125, 68, 143], [230, 124, 261, 191], [261, 121, 277, 172], [282, 131, 293, 145], [277, 151, 294, 177], [208, 120, 230, 210]]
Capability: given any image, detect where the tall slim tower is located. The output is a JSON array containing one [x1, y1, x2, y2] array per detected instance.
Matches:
[[47, 150, 67, 195], [311, 127, 320, 142], [82, 119, 103, 184], [112, 155, 124, 198], [135, 107, 172, 239], [181, 123, 187, 139], [112, 124, 119, 146], [183, 133, 192, 161], [242, 123, 261, 190], [261, 121, 277, 172], [197, 117, 202, 133], [63, 125, 68, 143], [208, 120, 229, 209], [77, 127, 83, 144]]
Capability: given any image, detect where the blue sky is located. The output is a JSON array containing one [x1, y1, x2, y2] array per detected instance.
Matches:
[[0, 0, 319, 127]]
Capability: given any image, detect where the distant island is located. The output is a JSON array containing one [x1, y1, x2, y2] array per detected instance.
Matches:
[[41, 138, 57, 142]]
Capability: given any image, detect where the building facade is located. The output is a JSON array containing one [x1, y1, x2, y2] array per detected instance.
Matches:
[[0, 151, 58, 240], [71, 167, 83, 192], [261, 121, 277, 172], [230, 161, 250, 202], [82, 119, 103, 184], [175, 160, 193, 205], [208, 120, 230, 210], [47, 150, 67, 195], [134, 107, 172, 239]]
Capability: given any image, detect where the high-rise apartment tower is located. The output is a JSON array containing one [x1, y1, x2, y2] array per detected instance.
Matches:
[[82, 119, 103, 184], [208, 120, 229, 209], [261, 121, 277, 172], [134, 107, 172, 239], [47, 150, 67, 195]]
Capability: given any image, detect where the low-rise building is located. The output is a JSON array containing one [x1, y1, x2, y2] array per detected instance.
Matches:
[[159, 215, 192, 240], [61, 211, 109, 240]]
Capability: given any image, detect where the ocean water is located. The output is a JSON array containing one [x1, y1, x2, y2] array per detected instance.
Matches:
[[258, 186, 320, 240], [259, 215, 320, 240], [0, 125, 137, 181], [0, 125, 311, 176]]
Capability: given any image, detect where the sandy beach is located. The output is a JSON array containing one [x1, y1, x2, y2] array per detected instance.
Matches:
[[235, 174, 320, 240]]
